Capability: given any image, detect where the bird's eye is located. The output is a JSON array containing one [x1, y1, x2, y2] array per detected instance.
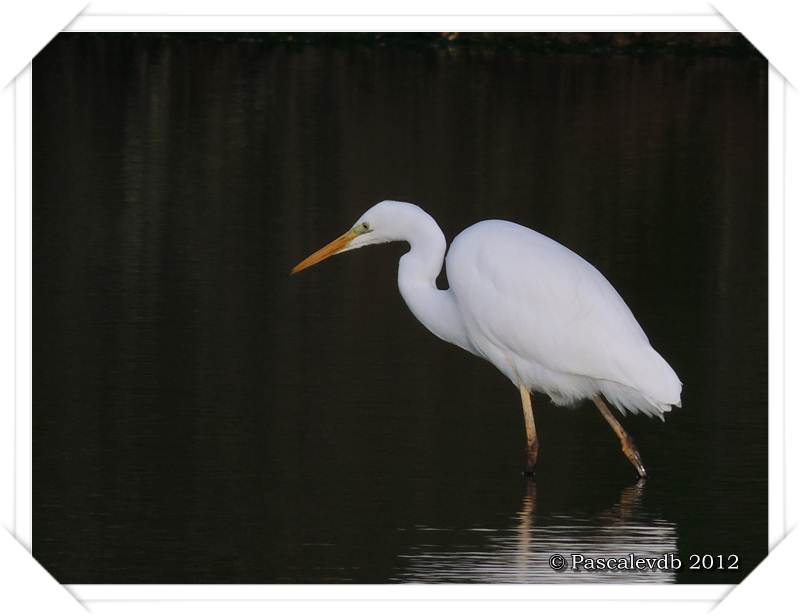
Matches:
[[361, 222, 370, 231]]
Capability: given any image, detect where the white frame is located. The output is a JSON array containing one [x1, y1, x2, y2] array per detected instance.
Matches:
[[8, 4, 790, 612]]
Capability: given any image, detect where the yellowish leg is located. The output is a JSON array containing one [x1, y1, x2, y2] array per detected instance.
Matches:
[[592, 395, 647, 479], [518, 385, 539, 475]]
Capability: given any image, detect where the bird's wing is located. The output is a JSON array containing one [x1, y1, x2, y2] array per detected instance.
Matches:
[[447, 221, 667, 398]]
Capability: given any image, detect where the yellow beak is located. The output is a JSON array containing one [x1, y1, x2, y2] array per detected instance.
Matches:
[[291, 229, 357, 275]]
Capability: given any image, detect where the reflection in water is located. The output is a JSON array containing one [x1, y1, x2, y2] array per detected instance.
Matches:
[[396, 480, 677, 583]]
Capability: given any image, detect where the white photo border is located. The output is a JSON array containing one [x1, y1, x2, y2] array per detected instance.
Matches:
[[11, 7, 786, 610]]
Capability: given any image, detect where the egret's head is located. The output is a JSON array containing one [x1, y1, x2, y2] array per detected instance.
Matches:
[[291, 200, 420, 274]]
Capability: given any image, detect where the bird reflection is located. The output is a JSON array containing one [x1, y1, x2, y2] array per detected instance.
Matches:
[[612, 478, 648, 522], [396, 479, 677, 583], [512, 480, 537, 576]]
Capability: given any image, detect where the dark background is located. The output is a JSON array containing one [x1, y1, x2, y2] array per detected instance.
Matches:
[[33, 33, 767, 583]]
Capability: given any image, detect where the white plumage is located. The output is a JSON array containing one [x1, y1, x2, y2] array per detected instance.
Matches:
[[446, 219, 681, 418], [292, 200, 682, 477]]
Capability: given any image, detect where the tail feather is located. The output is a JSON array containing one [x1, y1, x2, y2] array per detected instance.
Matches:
[[604, 346, 682, 418]]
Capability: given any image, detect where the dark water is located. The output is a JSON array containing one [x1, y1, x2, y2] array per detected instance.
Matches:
[[33, 34, 767, 584]]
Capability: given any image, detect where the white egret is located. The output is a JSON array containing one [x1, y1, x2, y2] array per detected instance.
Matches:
[[292, 201, 682, 478]]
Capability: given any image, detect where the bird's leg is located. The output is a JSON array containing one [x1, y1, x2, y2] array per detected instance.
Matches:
[[518, 385, 539, 476], [592, 395, 647, 479]]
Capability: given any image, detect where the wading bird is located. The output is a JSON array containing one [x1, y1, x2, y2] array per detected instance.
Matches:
[[292, 201, 681, 478]]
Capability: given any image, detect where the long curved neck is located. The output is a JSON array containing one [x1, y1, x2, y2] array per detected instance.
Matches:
[[396, 216, 473, 354]]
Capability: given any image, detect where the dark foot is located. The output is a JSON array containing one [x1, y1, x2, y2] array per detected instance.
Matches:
[[622, 436, 647, 479], [523, 442, 539, 476]]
